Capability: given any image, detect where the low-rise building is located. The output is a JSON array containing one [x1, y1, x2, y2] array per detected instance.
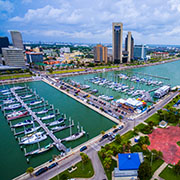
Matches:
[[151, 52, 169, 59], [113, 152, 144, 180]]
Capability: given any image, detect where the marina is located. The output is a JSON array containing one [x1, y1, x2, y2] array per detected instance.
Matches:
[[1, 60, 180, 180], [0, 81, 115, 180]]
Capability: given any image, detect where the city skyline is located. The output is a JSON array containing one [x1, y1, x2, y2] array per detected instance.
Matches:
[[1, 0, 180, 45]]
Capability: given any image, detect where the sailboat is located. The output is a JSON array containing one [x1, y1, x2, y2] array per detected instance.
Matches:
[[25, 143, 53, 156], [62, 122, 85, 142]]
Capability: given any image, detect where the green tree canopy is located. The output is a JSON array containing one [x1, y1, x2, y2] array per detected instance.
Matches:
[[138, 161, 152, 180]]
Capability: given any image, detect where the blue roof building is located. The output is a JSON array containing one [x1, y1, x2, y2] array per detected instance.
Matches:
[[113, 152, 144, 180]]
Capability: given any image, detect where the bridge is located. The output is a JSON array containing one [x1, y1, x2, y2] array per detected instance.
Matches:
[[10, 87, 66, 152]]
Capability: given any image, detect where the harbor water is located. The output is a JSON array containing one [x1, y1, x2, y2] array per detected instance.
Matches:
[[0, 81, 115, 180]]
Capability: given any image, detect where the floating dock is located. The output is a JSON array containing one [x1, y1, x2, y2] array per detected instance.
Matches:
[[10, 88, 67, 152]]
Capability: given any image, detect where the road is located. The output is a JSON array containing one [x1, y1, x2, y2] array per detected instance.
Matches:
[[23, 88, 178, 180]]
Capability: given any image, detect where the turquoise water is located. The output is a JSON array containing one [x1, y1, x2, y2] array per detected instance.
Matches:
[[0, 81, 115, 180], [64, 60, 180, 101], [129, 60, 180, 86]]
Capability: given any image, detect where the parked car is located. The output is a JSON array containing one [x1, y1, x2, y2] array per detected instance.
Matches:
[[48, 162, 58, 169], [113, 129, 119, 133], [80, 146, 87, 152], [118, 125, 124, 130], [35, 167, 48, 176]]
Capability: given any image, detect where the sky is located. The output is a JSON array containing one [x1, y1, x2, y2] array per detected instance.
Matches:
[[1, 0, 180, 45]]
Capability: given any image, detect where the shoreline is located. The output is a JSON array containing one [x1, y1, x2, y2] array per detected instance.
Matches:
[[50, 58, 180, 78]]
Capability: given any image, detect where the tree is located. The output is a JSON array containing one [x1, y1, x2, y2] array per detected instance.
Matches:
[[115, 134, 122, 144], [103, 157, 112, 170], [80, 152, 89, 164], [105, 150, 113, 157], [99, 148, 106, 159], [104, 144, 110, 151], [113, 125, 116, 129], [60, 173, 69, 180], [174, 160, 180, 175], [101, 130, 105, 135], [138, 161, 152, 180], [26, 167, 34, 176]]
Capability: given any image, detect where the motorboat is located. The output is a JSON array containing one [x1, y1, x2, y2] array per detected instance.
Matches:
[[41, 114, 55, 120], [21, 131, 44, 142], [21, 94, 33, 99], [51, 123, 67, 131], [0, 89, 9, 93], [12, 86, 25, 91], [3, 99, 15, 105], [12, 119, 33, 128], [47, 118, 65, 126], [36, 109, 48, 115], [6, 111, 28, 120], [24, 126, 41, 135], [2, 92, 11, 95], [29, 100, 42, 106], [3, 103, 21, 111], [20, 132, 47, 145]]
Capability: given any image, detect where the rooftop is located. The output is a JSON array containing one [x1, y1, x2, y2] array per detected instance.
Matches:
[[118, 152, 143, 170]]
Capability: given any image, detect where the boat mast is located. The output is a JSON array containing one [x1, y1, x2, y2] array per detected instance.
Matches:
[[37, 142, 40, 149], [69, 117, 72, 136]]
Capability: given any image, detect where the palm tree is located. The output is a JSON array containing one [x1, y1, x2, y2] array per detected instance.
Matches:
[[26, 167, 34, 176], [113, 125, 116, 129], [101, 130, 105, 136], [80, 153, 89, 164], [103, 157, 112, 170]]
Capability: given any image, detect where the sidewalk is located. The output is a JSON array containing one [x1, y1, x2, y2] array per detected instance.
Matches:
[[151, 162, 167, 180]]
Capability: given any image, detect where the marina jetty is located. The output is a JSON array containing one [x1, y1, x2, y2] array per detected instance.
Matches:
[[10, 87, 67, 152]]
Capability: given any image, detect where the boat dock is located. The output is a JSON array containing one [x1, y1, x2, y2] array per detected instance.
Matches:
[[10, 88, 67, 152]]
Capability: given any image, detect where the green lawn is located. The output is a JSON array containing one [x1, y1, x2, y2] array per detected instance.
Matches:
[[177, 141, 180, 146], [145, 113, 160, 125], [98, 152, 117, 180], [134, 123, 146, 132], [52, 69, 85, 74], [152, 159, 164, 174], [50, 159, 94, 180], [159, 165, 180, 180], [93, 65, 119, 70], [121, 130, 135, 142], [0, 74, 32, 80]]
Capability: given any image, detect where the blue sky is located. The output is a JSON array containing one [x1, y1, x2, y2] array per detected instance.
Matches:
[[1, 0, 180, 44]]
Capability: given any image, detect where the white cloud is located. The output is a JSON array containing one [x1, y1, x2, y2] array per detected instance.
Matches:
[[0, 0, 14, 13], [7, 0, 180, 44], [10, 4, 82, 25]]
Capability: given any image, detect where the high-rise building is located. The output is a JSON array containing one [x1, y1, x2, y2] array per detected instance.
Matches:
[[112, 22, 123, 64], [2, 47, 25, 67], [125, 32, 134, 62], [26, 52, 44, 63], [0, 37, 9, 54], [94, 44, 108, 63], [10, 31, 24, 50], [134, 45, 147, 60]]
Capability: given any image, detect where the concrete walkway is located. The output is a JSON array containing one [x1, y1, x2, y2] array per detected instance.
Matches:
[[151, 162, 167, 180]]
